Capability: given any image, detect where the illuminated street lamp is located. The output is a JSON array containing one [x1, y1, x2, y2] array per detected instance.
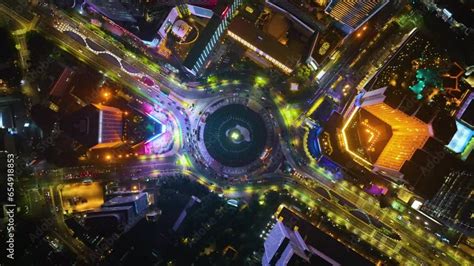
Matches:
[[255, 76, 268, 87]]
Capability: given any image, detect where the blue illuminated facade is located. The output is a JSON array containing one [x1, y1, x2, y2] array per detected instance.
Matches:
[[447, 121, 473, 154]]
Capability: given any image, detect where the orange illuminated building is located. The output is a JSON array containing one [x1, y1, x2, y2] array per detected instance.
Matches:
[[60, 103, 123, 150], [342, 87, 431, 178], [363, 103, 431, 171]]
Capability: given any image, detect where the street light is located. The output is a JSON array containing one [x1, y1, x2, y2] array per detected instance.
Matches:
[[102, 91, 111, 100]]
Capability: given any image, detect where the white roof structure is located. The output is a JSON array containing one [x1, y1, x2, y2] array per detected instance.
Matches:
[[172, 20, 193, 40]]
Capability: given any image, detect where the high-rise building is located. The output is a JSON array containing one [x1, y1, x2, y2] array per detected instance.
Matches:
[[325, 0, 389, 33], [84, 193, 149, 236], [341, 87, 431, 179], [263, 206, 372, 265], [102, 192, 149, 215], [60, 104, 124, 150], [227, 1, 344, 74], [183, 0, 243, 76], [262, 221, 315, 265], [422, 170, 473, 235], [448, 92, 474, 160], [84, 206, 135, 235]]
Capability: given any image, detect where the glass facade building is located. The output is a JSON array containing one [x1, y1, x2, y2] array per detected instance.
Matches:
[[183, 0, 243, 75]]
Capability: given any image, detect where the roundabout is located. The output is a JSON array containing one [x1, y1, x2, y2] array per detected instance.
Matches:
[[203, 104, 267, 167], [195, 97, 278, 177]]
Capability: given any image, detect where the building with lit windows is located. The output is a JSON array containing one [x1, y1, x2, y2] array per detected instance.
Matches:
[[263, 206, 371, 265], [227, 16, 298, 74], [87, 0, 139, 23], [325, 0, 389, 33], [306, 85, 467, 198], [85, 192, 149, 236], [227, 1, 344, 74], [183, 0, 243, 76], [60, 104, 124, 150], [341, 87, 431, 179], [422, 170, 473, 235], [0, 96, 42, 154], [226, 3, 314, 74], [262, 221, 314, 265]]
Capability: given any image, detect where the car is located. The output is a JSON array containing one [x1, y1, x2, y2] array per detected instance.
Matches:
[[140, 76, 154, 86]]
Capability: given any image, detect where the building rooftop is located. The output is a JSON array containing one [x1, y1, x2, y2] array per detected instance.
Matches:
[[182, 0, 242, 74], [459, 94, 474, 127], [342, 87, 432, 175], [182, 13, 222, 70], [88, 205, 134, 214], [277, 206, 372, 265], [266, 0, 327, 32], [88, 0, 137, 23], [309, 26, 344, 65], [103, 192, 147, 207], [60, 104, 123, 149], [431, 111, 457, 144], [343, 107, 393, 165], [325, 0, 389, 32], [263, 221, 311, 265], [228, 16, 303, 72]]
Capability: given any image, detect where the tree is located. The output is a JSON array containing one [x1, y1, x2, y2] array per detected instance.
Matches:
[[295, 65, 312, 82]]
